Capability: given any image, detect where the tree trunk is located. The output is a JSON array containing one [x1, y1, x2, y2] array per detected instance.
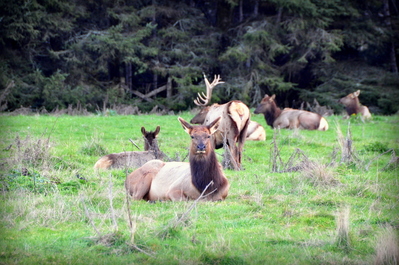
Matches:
[[167, 77, 172, 98], [153, 74, 158, 90], [253, 0, 259, 17], [239, 0, 243, 22], [384, 0, 398, 74], [126, 63, 133, 97]]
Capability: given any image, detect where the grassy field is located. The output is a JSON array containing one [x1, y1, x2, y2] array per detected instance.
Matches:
[[0, 112, 398, 265]]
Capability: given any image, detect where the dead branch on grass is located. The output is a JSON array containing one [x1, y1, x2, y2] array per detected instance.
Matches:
[[159, 181, 217, 239], [108, 174, 118, 232], [270, 128, 284, 172], [124, 183, 155, 257], [365, 149, 395, 171], [336, 122, 361, 165], [80, 194, 101, 237]]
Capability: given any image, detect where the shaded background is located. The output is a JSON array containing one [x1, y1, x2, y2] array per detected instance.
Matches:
[[0, 0, 398, 114]]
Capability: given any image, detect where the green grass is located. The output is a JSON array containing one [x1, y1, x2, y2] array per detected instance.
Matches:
[[0, 113, 398, 264]]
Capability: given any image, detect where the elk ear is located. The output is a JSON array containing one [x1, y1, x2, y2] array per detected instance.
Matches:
[[141, 127, 146, 136], [354, 90, 360, 97], [208, 117, 221, 134], [154, 126, 160, 137], [271, 94, 276, 101], [178, 117, 193, 134]]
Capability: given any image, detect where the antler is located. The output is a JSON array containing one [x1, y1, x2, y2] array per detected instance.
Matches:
[[194, 73, 224, 106]]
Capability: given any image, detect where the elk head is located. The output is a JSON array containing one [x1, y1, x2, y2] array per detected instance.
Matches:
[[178, 117, 220, 156], [338, 90, 363, 116], [141, 126, 160, 151], [254, 94, 277, 114], [338, 90, 360, 106], [190, 74, 224, 124]]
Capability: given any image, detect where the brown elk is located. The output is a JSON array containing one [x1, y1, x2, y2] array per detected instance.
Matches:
[[190, 74, 250, 170], [246, 120, 266, 141], [338, 90, 371, 120], [94, 126, 165, 169], [254, 94, 329, 131], [125, 117, 229, 201]]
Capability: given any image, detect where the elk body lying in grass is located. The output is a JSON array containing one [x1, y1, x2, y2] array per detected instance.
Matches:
[[94, 126, 164, 169], [338, 90, 371, 120], [125, 117, 229, 201], [246, 120, 266, 141], [254, 94, 329, 131], [190, 74, 250, 170]]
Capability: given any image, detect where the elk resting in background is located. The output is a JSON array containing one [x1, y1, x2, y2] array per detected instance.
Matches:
[[246, 120, 266, 141], [338, 90, 371, 120], [190, 74, 250, 170], [254, 94, 329, 131], [125, 117, 229, 201], [94, 126, 165, 169]]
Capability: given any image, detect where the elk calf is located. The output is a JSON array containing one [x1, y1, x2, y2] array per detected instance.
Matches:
[[254, 94, 329, 131], [94, 126, 164, 169], [125, 117, 229, 201], [338, 90, 371, 120]]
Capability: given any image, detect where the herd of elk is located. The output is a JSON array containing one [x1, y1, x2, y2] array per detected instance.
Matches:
[[94, 126, 164, 169], [254, 94, 329, 131], [190, 74, 251, 170], [91, 74, 374, 203], [338, 90, 371, 120], [125, 117, 229, 201]]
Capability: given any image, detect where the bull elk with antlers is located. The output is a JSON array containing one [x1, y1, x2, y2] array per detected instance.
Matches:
[[254, 94, 329, 131], [190, 74, 250, 170], [125, 117, 229, 201], [338, 90, 371, 120], [94, 126, 165, 169]]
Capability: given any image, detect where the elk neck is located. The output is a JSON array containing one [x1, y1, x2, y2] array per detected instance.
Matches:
[[189, 149, 224, 195], [265, 105, 282, 127]]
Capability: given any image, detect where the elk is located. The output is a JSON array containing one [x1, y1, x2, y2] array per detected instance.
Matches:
[[246, 120, 266, 141], [190, 74, 250, 170], [94, 126, 165, 169], [254, 94, 329, 131], [125, 117, 229, 201], [338, 90, 371, 120]]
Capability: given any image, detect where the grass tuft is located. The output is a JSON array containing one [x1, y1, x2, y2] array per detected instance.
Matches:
[[301, 161, 340, 187], [335, 206, 351, 250], [373, 225, 399, 265]]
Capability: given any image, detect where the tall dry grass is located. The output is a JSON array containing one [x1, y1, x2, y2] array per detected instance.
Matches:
[[374, 225, 399, 265]]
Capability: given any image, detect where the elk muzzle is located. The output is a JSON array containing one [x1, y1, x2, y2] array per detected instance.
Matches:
[[196, 143, 206, 154]]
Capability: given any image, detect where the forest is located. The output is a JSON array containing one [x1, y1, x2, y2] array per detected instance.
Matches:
[[0, 0, 398, 114]]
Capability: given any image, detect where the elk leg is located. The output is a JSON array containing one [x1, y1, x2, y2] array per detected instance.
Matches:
[[167, 189, 188, 201], [125, 171, 153, 200]]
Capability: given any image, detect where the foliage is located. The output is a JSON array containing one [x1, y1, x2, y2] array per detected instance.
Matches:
[[0, 0, 398, 112]]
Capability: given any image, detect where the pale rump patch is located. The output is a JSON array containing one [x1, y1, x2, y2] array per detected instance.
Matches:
[[229, 101, 250, 132], [318, 117, 329, 131]]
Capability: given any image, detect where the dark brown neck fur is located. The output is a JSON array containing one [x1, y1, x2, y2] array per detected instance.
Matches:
[[189, 150, 224, 195], [264, 105, 282, 128], [345, 98, 360, 115]]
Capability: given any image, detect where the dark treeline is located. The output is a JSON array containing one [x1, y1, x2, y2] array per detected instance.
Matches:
[[0, 0, 398, 114]]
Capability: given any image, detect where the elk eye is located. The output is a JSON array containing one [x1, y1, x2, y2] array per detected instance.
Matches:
[[191, 136, 194, 139], [207, 135, 211, 138]]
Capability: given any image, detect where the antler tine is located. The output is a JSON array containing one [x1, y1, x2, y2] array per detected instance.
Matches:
[[194, 73, 224, 106], [194, 92, 208, 106]]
